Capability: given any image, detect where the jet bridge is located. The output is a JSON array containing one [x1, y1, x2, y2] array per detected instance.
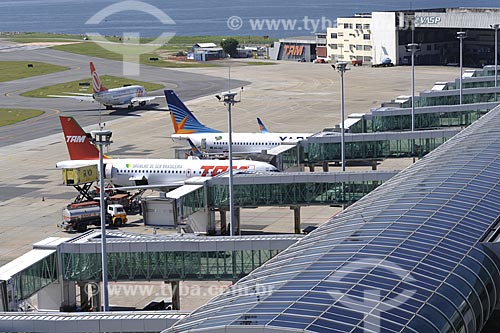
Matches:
[[60, 231, 302, 282], [0, 238, 68, 311], [0, 311, 187, 333], [147, 171, 397, 234], [0, 231, 301, 312]]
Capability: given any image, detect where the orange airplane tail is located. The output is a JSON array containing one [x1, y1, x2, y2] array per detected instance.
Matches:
[[59, 116, 105, 160]]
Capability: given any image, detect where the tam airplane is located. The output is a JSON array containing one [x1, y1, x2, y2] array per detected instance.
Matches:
[[56, 116, 278, 190], [165, 90, 314, 155], [49, 62, 163, 110]]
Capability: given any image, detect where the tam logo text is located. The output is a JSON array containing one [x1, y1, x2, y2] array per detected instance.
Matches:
[[66, 136, 86, 143], [285, 45, 304, 56]]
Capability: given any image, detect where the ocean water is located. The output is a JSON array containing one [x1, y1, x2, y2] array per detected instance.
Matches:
[[0, 0, 495, 38]]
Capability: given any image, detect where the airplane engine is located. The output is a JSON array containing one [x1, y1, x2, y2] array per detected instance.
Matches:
[[104, 163, 115, 179]]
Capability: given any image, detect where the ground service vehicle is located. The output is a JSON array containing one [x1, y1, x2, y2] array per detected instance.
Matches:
[[59, 203, 127, 232], [351, 59, 363, 66]]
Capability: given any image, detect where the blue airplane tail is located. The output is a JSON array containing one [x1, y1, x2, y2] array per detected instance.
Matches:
[[164, 90, 221, 134], [186, 138, 204, 158], [257, 117, 269, 133]]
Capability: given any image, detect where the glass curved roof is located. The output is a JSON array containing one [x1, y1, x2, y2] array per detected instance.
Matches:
[[168, 106, 500, 333]]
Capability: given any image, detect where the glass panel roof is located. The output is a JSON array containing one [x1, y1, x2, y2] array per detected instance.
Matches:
[[168, 107, 500, 332]]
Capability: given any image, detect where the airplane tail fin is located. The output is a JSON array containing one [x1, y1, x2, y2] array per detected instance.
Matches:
[[90, 62, 107, 94], [164, 90, 221, 134], [59, 116, 103, 160], [257, 117, 269, 133], [186, 138, 204, 158]]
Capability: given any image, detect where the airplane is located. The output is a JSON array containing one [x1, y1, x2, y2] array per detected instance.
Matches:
[[56, 116, 279, 190], [165, 90, 314, 155], [186, 138, 206, 159], [49, 62, 163, 110], [257, 117, 269, 133]]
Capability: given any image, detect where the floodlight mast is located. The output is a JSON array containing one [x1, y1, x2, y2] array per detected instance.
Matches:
[[491, 24, 500, 90], [457, 31, 467, 105], [90, 129, 112, 312], [216, 91, 239, 236], [333, 62, 349, 172]]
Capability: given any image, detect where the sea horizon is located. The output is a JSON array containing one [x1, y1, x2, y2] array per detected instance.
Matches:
[[0, 0, 495, 39]]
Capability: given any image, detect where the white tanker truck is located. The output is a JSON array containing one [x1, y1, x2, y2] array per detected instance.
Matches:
[[59, 201, 127, 232]]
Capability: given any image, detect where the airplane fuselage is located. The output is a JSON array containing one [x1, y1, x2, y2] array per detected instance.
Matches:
[[172, 132, 313, 154], [93, 85, 146, 106], [56, 157, 278, 188]]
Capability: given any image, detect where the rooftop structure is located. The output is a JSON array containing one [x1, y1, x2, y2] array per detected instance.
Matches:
[[167, 105, 500, 332]]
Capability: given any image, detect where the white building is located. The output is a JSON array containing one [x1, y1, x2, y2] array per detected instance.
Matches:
[[326, 14, 373, 64], [328, 8, 500, 67]]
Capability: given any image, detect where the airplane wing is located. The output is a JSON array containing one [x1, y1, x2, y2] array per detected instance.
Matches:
[[48, 95, 95, 102], [131, 96, 163, 104], [63, 92, 93, 96]]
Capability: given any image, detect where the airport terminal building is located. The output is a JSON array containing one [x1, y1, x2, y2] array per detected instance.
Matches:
[[326, 7, 500, 66]]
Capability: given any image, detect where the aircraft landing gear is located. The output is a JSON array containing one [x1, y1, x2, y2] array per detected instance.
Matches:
[[139, 101, 146, 107], [128, 104, 134, 109], [105, 105, 113, 110]]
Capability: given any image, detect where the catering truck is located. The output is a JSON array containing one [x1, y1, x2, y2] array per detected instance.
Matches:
[[59, 201, 127, 232]]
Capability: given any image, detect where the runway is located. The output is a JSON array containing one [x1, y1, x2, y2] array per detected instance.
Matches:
[[0, 42, 247, 147]]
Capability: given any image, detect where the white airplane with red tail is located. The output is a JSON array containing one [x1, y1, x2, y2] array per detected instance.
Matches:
[[56, 116, 278, 190], [49, 62, 162, 110]]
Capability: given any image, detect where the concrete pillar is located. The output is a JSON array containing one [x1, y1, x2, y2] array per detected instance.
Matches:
[[38, 282, 74, 311], [58, 281, 76, 312], [322, 161, 329, 172], [78, 282, 90, 311], [171, 281, 180, 310], [220, 210, 227, 235], [291, 206, 301, 234], [372, 160, 378, 170], [91, 283, 101, 311], [234, 207, 241, 235], [207, 209, 216, 236]]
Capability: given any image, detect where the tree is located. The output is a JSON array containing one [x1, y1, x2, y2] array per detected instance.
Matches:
[[221, 38, 239, 58]]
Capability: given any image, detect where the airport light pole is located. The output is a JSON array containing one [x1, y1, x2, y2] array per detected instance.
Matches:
[[491, 24, 500, 89], [407, 43, 419, 133], [457, 31, 467, 105], [407, 43, 420, 161], [216, 91, 239, 236], [91, 129, 112, 312], [333, 62, 349, 171]]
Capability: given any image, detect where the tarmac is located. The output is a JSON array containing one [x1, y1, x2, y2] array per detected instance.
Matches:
[[0, 44, 462, 309]]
